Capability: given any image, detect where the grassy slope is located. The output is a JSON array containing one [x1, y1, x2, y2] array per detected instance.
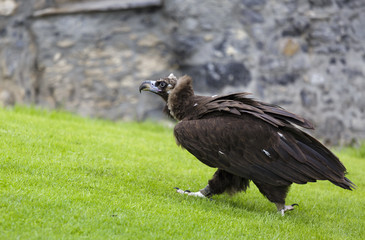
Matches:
[[0, 107, 364, 239]]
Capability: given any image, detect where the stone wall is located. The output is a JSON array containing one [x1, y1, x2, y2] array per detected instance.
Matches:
[[0, 0, 364, 145]]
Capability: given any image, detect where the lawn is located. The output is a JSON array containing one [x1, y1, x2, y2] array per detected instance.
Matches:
[[0, 106, 364, 239]]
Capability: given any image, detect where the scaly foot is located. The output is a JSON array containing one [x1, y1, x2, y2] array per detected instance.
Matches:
[[174, 187, 206, 198], [275, 203, 299, 216]]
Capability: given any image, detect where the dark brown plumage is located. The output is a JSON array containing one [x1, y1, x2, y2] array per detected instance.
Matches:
[[139, 73, 355, 215]]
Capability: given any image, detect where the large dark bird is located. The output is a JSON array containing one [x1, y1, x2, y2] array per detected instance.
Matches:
[[139, 73, 355, 215]]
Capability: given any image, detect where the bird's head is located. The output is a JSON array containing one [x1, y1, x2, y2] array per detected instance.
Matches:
[[139, 73, 178, 102]]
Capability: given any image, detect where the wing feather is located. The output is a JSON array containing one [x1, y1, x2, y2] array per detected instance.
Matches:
[[192, 93, 313, 129], [174, 115, 354, 189]]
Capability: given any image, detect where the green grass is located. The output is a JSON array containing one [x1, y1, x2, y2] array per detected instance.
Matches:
[[0, 106, 364, 240]]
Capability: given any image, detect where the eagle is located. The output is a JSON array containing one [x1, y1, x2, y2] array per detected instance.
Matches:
[[139, 73, 355, 215]]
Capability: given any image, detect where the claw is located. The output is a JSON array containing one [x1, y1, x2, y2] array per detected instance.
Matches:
[[174, 187, 206, 198], [275, 202, 298, 216], [174, 187, 185, 194]]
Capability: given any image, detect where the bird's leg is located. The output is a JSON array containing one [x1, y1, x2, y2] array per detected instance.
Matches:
[[174, 185, 212, 198], [275, 203, 299, 216], [174, 170, 248, 199]]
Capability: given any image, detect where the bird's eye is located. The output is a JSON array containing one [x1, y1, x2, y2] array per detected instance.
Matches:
[[159, 82, 166, 88]]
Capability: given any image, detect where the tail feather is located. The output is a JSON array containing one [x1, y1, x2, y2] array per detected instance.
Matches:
[[284, 126, 355, 190], [342, 177, 356, 190]]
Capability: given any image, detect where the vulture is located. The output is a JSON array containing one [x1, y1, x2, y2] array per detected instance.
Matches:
[[139, 73, 355, 215]]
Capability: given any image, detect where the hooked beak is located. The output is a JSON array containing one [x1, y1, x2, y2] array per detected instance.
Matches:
[[139, 81, 160, 94]]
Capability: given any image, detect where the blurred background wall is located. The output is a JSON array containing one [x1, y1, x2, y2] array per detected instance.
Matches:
[[0, 0, 364, 145]]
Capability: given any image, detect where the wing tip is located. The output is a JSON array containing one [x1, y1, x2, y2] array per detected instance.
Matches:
[[344, 177, 357, 190], [331, 177, 356, 190]]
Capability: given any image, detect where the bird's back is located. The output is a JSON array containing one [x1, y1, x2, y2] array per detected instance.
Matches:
[[175, 94, 355, 190]]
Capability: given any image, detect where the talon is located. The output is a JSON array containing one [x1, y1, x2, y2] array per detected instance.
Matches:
[[174, 187, 207, 198], [174, 187, 185, 194], [275, 202, 298, 216]]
